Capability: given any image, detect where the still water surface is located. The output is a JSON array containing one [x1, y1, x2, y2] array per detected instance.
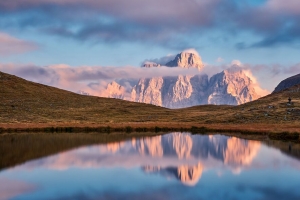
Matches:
[[1, 132, 300, 200]]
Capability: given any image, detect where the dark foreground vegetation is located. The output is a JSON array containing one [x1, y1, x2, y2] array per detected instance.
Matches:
[[0, 124, 299, 141]]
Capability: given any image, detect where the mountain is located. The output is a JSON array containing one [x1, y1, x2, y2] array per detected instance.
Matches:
[[103, 52, 259, 108], [273, 73, 300, 93], [130, 69, 259, 108], [165, 52, 204, 70], [142, 51, 204, 70], [102, 81, 126, 99], [131, 75, 209, 108], [207, 67, 259, 105], [142, 61, 161, 68]]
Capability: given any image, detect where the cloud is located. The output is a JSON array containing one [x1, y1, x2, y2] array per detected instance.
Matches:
[[182, 48, 202, 58], [1, 0, 300, 49], [0, 0, 220, 49], [0, 56, 298, 97], [222, 61, 270, 96], [243, 69, 270, 96], [266, 0, 300, 15], [142, 55, 176, 66], [0, 32, 38, 55], [0, 63, 202, 96], [216, 57, 224, 63]]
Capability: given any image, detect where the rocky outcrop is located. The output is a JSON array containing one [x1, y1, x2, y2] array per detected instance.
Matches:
[[130, 68, 259, 107], [102, 81, 126, 99], [142, 61, 161, 68], [165, 52, 204, 70], [207, 67, 260, 105], [131, 75, 209, 108], [273, 74, 300, 93], [131, 77, 164, 106], [142, 51, 204, 70], [77, 90, 90, 96]]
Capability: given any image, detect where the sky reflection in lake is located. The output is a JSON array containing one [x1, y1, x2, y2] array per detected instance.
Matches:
[[1, 132, 300, 200]]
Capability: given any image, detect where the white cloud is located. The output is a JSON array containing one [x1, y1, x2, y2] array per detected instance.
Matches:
[[216, 57, 224, 63], [231, 60, 242, 66], [182, 48, 202, 58]]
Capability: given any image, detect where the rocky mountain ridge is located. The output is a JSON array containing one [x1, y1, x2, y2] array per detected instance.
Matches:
[[273, 73, 300, 93], [102, 51, 260, 108], [165, 52, 204, 70]]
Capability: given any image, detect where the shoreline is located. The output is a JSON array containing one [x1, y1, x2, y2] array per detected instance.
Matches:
[[1, 122, 299, 141]]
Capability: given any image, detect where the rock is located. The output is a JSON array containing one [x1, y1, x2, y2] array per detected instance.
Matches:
[[103, 81, 126, 99], [131, 75, 208, 108], [165, 52, 204, 70], [102, 52, 260, 108], [132, 68, 259, 108], [131, 77, 164, 106], [77, 90, 90, 96], [142, 61, 161, 68], [207, 67, 260, 105], [273, 73, 300, 93]]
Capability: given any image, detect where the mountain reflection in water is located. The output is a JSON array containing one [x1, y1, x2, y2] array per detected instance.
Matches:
[[1, 132, 300, 200], [107, 133, 261, 185]]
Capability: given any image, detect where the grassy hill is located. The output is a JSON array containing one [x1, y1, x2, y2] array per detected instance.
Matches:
[[0, 71, 299, 133]]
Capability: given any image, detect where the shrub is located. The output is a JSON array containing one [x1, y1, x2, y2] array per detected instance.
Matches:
[[125, 126, 133, 133]]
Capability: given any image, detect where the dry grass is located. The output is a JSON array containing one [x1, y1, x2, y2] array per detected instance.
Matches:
[[0, 71, 299, 133]]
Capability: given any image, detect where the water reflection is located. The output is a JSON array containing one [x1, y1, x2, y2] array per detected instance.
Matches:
[[20, 133, 260, 184], [1, 132, 300, 200], [142, 163, 203, 186]]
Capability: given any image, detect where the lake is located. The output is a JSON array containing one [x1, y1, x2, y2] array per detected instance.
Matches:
[[1, 132, 300, 200]]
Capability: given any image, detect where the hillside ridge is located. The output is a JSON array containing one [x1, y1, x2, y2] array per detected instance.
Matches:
[[0, 71, 299, 133]]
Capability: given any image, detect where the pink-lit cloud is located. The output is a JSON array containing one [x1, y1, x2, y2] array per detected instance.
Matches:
[[0, 32, 38, 56], [0, 56, 298, 97], [0, 0, 300, 49], [0, 63, 202, 96], [266, 0, 300, 15]]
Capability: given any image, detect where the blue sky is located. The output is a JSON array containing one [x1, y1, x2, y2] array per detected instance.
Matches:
[[0, 0, 299, 94]]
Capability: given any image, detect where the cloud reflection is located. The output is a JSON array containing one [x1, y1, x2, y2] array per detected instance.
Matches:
[[0, 178, 36, 200]]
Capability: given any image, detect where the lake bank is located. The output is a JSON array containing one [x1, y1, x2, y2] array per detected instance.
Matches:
[[1, 122, 299, 139]]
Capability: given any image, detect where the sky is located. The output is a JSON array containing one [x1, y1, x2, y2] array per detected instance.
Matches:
[[0, 0, 299, 94]]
